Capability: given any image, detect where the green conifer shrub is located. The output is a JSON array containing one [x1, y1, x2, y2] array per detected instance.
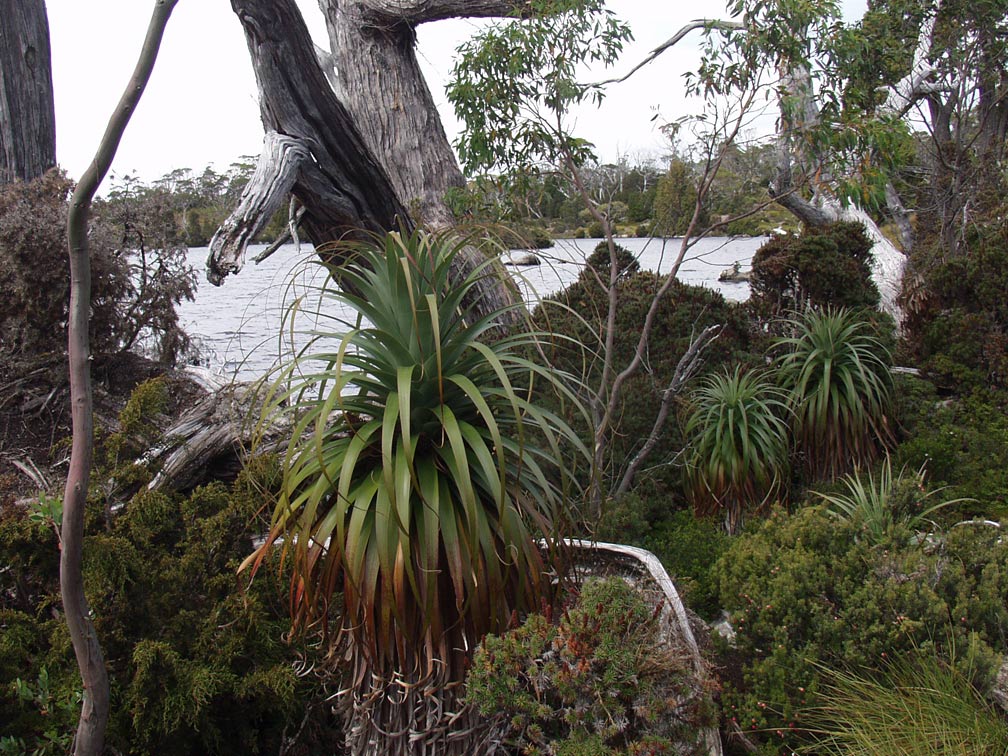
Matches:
[[749, 221, 879, 318], [903, 222, 1008, 389], [533, 264, 754, 498], [894, 380, 1008, 521], [0, 383, 341, 755], [713, 506, 1008, 754]]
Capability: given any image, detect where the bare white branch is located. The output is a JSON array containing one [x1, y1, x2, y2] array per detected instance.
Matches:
[[207, 131, 310, 285]]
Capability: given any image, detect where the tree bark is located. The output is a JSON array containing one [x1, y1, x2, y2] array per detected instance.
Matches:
[[214, 0, 521, 331], [63, 3, 178, 754], [0, 0, 56, 183], [231, 0, 410, 242], [318, 0, 523, 226]]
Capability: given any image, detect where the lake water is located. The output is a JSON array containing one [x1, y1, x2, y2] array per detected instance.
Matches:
[[178, 236, 766, 382]]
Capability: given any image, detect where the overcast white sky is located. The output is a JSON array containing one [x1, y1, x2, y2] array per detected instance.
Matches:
[[44, 1, 867, 190]]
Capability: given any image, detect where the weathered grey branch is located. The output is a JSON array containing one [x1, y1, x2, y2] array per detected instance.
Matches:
[[880, 3, 942, 117], [253, 201, 305, 264], [884, 181, 914, 251], [312, 42, 341, 96], [146, 382, 288, 492], [614, 324, 721, 499], [318, 0, 465, 227], [231, 0, 410, 243], [223, 0, 519, 331], [63, 3, 177, 753], [208, 131, 309, 284], [593, 19, 744, 87], [354, 0, 527, 25]]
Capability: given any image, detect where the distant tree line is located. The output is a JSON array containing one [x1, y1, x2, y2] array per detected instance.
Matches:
[[112, 161, 288, 248], [450, 140, 801, 241]]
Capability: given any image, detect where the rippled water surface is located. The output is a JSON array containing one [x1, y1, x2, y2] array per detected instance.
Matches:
[[178, 236, 765, 382]]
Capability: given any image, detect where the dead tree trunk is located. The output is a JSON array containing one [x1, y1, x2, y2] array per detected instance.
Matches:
[[0, 0, 56, 183], [210, 0, 523, 325], [210, 0, 409, 283], [317, 0, 518, 228]]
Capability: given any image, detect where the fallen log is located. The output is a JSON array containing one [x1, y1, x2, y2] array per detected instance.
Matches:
[[143, 377, 287, 492]]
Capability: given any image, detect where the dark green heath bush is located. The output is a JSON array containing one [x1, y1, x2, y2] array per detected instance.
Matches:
[[749, 221, 879, 319], [713, 506, 1008, 754], [903, 221, 1008, 389], [533, 262, 754, 498], [596, 501, 729, 620], [0, 384, 341, 755], [894, 381, 1008, 521]]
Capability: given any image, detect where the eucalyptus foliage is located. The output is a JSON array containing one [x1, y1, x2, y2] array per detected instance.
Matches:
[[689, 0, 916, 212], [775, 307, 894, 480], [683, 367, 790, 534], [448, 0, 631, 179], [247, 230, 589, 681]]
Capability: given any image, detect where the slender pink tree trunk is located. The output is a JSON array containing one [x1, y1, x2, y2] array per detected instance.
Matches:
[[62, 3, 178, 754]]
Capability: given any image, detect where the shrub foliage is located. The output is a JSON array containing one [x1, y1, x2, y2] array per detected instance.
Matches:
[[533, 260, 753, 497], [0, 381, 340, 755], [749, 221, 879, 317], [713, 506, 1008, 753], [0, 170, 195, 378], [466, 577, 713, 756]]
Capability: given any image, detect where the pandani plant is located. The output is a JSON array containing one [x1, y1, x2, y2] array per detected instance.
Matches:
[[775, 306, 895, 481], [243, 229, 589, 754], [816, 455, 970, 544], [683, 366, 790, 535]]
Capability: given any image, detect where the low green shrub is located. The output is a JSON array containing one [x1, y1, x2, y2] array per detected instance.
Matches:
[[596, 503, 729, 620], [749, 221, 879, 318], [903, 221, 1008, 389], [713, 506, 1008, 754], [533, 266, 754, 498], [0, 449, 341, 754], [637, 510, 729, 620], [894, 384, 1008, 521], [466, 577, 712, 756], [585, 241, 641, 280]]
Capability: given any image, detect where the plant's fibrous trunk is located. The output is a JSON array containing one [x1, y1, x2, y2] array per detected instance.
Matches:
[[0, 0, 56, 183], [342, 640, 494, 756], [62, 3, 178, 754]]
